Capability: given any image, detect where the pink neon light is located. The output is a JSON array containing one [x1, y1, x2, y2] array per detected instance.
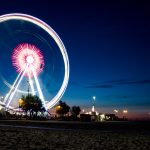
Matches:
[[12, 43, 44, 77]]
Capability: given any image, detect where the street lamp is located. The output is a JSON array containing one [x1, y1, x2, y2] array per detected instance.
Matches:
[[92, 96, 96, 112], [93, 96, 96, 101], [123, 109, 128, 119], [123, 110, 128, 113]]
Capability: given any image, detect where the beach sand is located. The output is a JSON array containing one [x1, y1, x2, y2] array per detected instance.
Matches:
[[0, 126, 149, 150]]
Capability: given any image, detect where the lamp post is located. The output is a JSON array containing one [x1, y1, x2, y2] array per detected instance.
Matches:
[[123, 109, 128, 119], [92, 96, 96, 112], [91, 96, 96, 121]]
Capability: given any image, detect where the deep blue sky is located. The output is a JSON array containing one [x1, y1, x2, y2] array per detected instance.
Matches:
[[0, 0, 150, 118]]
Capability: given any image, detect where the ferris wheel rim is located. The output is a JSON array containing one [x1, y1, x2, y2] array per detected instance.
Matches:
[[0, 13, 70, 109]]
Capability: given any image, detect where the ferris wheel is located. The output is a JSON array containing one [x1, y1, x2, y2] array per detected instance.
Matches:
[[0, 13, 69, 110]]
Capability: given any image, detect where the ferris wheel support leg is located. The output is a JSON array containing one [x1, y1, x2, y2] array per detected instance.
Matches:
[[31, 67, 47, 110], [6, 65, 28, 108], [28, 73, 35, 95], [4, 70, 22, 104]]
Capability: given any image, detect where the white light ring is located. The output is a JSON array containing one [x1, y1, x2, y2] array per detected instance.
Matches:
[[0, 13, 70, 109]]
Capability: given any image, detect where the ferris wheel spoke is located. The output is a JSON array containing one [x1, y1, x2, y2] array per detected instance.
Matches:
[[28, 72, 35, 95], [4, 70, 23, 104], [6, 64, 28, 108], [31, 66, 47, 110]]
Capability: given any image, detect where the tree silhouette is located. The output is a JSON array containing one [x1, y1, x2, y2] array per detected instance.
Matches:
[[20, 94, 45, 118], [32, 95, 43, 117], [71, 106, 81, 118], [55, 101, 70, 117]]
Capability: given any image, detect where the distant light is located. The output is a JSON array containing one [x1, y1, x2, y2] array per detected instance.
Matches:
[[92, 106, 95, 112], [89, 111, 92, 115], [93, 96, 96, 100], [19, 99, 24, 105], [100, 114, 105, 118], [123, 110, 128, 113], [114, 109, 119, 113], [100, 114, 105, 121], [96, 111, 99, 115]]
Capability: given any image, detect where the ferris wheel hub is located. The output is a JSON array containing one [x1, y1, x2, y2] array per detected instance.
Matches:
[[26, 55, 34, 64]]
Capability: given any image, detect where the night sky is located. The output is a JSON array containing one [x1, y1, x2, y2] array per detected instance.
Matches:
[[0, 0, 150, 119]]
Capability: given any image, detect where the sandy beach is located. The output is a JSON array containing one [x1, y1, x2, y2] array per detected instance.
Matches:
[[0, 122, 149, 150]]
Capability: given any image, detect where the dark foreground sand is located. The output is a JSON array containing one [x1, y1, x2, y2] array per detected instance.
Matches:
[[0, 125, 149, 150]]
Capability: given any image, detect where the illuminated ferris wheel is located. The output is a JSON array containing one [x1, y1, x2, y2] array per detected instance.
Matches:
[[0, 13, 69, 110]]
